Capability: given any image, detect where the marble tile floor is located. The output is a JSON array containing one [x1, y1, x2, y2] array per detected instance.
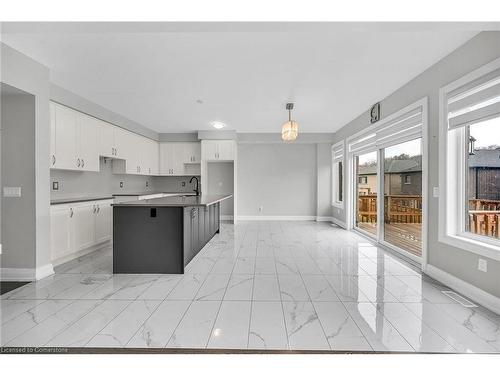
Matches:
[[1, 221, 500, 352]]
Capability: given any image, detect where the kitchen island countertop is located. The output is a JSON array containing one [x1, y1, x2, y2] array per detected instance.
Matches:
[[111, 194, 232, 207]]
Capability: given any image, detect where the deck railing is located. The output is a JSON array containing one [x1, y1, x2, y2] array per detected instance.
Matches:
[[468, 199, 500, 238], [357, 195, 500, 238], [357, 195, 422, 224]]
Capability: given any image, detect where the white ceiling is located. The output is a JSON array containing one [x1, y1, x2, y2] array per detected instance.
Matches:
[[0, 23, 492, 133]]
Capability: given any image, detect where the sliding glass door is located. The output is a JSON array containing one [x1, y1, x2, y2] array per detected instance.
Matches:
[[355, 151, 378, 237], [382, 138, 423, 258], [352, 138, 423, 260]]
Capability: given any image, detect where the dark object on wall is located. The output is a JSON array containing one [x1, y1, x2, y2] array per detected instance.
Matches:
[[370, 102, 380, 124]]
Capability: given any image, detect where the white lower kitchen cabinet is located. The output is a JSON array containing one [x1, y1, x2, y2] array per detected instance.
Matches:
[[50, 205, 75, 261], [94, 201, 113, 243], [50, 199, 113, 264], [73, 203, 96, 251]]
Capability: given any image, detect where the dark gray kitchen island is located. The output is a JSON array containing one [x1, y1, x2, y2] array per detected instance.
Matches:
[[112, 194, 232, 274]]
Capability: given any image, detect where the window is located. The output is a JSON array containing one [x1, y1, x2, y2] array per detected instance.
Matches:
[[439, 58, 500, 260], [466, 118, 500, 239], [355, 151, 378, 236], [332, 141, 344, 208], [404, 175, 411, 184]]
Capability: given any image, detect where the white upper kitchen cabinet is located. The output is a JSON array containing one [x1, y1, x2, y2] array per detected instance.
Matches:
[[202, 140, 235, 161], [50, 102, 99, 171], [77, 114, 99, 172], [52, 102, 78, 170], [160, 143, 185, 175], [97, 120, 116, 158], [183, 142, 201, 163], [144, 138, 159, 175], [113, 126, 130, 160], [50, 102, 57, 167]]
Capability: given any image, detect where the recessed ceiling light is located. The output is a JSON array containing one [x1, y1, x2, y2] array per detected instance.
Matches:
[[211, 121, 226, 130]]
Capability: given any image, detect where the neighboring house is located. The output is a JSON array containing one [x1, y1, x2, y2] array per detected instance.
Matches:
[[357, 155, 422, 196], [468, 148, 500, 201]]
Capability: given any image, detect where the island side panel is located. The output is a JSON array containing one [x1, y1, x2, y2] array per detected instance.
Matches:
[[113, 206, 184, 273]]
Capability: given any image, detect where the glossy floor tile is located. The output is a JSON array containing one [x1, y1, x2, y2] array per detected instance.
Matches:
[[1, 221, 499, 352]]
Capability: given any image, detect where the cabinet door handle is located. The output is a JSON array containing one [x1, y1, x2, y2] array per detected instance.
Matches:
[[82, 159, 85, 168], [52, 155, 56, 165], [93, 205, 96, 214], [69, 208, 74, 218], [77, 158, 81, 167], [97, 205, 100, 213]]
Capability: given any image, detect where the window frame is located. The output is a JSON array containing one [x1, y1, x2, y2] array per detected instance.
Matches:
[[438, 57, 500, 261], [332, 140, 345, 209]]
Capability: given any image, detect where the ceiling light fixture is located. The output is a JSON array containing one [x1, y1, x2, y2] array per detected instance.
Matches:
[[281, 102, 298, 142], [211, 121, 226, 130]]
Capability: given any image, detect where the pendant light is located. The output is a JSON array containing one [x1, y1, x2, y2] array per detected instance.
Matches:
[[281, 102, 299, 142]]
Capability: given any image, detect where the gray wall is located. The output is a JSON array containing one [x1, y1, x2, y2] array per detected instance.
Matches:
[[1, 89, 36, 268], [237, 143, 318, 217], [316, 143, 332, 218], [332, 31, 500, 298], [1, 42, 51, 273], [207, 162, 234, 216]]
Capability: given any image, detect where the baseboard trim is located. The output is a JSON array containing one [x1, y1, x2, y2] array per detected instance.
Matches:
[[221, 215, 234, 221], [331, 217, 347, 229], [35, 263, 55, 280], [0, 267, 36, 281], [425, 264, 500, 315], [0, 263, 55, 281], [315, 216, 333, 222], [237, 215, 316, 221]]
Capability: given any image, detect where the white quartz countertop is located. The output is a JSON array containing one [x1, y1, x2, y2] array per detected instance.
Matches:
[[112, 194, 232, 207]]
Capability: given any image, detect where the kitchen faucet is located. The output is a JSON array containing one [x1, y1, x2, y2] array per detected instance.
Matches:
[[189, 176, 200, 196]]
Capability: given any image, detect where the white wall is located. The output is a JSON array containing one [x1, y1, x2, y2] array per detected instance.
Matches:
[[332, 31, 500, 299]]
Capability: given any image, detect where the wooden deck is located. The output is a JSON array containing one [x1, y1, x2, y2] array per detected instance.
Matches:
[[357, 222, 422, 257]]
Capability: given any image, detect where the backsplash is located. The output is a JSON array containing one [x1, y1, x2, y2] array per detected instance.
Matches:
[[50, 158, 199, 199]]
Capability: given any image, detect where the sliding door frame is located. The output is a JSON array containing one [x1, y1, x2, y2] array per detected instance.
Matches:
[[345, 98, 429, 269]]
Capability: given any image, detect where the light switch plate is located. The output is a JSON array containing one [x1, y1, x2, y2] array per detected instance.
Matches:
[[433, 187, 439, 198], [478, 258, 487, 272], [52, 181, 59, 190], [120, 182, 124, 188], [3, 187, 21, 197]]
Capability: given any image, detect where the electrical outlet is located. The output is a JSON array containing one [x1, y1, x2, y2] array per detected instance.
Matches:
[[182, 182, 186, 187], [433, 187, 439, 198], [478, 258, 487, 272], [120, 182, 124, 188], [3, 187, 21, 197], [52, 181, 59, 190], [145, 181, 149, 187]]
